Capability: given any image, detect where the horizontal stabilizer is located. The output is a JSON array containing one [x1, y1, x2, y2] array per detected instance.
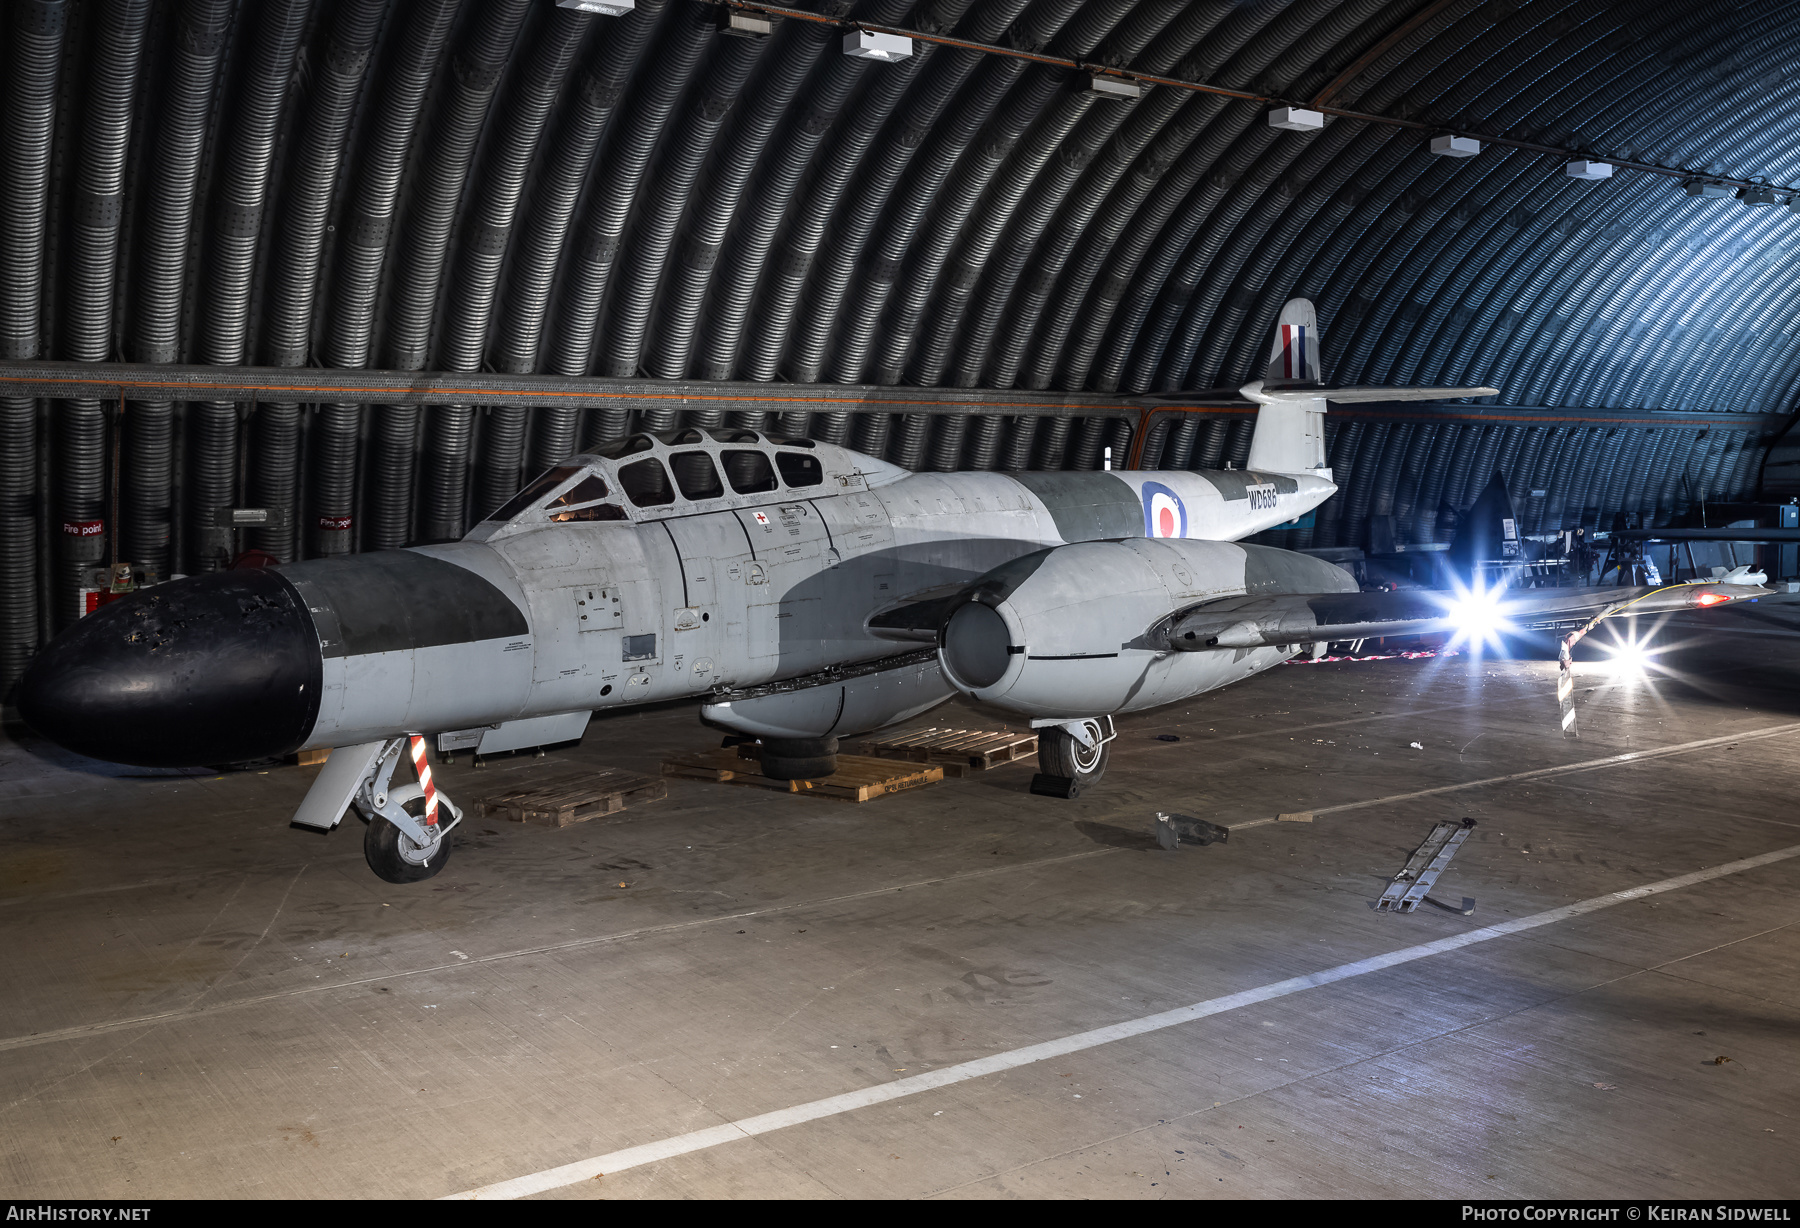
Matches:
[[1241, 382, 1499, 404], [1160, 582, 1769, 651], [1322, 385, 1500, 403]]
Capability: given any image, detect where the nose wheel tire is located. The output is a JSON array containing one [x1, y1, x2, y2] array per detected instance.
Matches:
[[1037, 720, 1111, 785], [364, 798, 452, 884]]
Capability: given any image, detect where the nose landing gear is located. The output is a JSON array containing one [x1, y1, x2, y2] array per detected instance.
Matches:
[[364, 787, 456, 883], [353, 736, 462, 883]]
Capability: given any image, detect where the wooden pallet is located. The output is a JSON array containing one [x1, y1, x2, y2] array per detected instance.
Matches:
[[854, 727, 1037, 777], [476, 768, 667, 827], [662, 748, 943, 802]]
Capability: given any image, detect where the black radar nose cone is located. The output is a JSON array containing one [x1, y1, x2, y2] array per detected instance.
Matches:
[[16, 568, 323, 768]]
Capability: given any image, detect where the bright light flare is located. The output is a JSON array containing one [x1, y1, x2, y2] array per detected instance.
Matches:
[[1439, 581, 1514, 651], [1591, 627, 1666, 677]]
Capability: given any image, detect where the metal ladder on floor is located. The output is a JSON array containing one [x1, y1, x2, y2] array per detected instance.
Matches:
[[1374, 818, 1477, 914]]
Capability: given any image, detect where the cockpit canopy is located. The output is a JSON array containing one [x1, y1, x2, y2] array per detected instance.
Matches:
[[470, 427, 896, 538]]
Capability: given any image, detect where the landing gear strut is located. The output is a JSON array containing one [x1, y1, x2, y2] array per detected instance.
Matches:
[[353, 737, 462, 883]]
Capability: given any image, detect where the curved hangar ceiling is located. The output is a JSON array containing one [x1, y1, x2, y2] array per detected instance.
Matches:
[[0, 0, 1797, 689]]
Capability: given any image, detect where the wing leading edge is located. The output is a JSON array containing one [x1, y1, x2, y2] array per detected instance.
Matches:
[[1159, 581, 1770, 651]]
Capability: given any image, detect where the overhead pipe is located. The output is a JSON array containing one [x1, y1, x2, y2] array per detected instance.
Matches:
[[781, 31, 996, 382], [603, 14, 759, 380], [1031, 414, 1070, 469], [2, 0, 67, 665], [694, 0, 921, 381], [993, 2, 1240, 390], [428, 2, 582, 538], [888, 72, 1078, 386], [830, 51, 1046, 383], [259, 0, 385, 561], [380, 0, 528, 546], [127, 0, 231, 579], [495, 3, 663, 378], [549, 1, 715, 383], [318, 0, 456, 555], [734, 21, 923, 382], [647, 17, 824, 379], [198, 0, 310, 568], [999, 415, 1037, 470]]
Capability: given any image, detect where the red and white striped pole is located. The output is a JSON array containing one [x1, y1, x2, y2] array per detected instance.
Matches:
[[409, 735, 439, 826]]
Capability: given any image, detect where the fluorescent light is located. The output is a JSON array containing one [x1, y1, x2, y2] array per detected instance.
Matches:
[[557, 0, 634, 14], [1086, 75, 1142, 101], [1429, 134, 1481, 158], [720, 9, 773, 36], [1739, 186, 1779, 206], [1268, 107, 1324, 132], [1684, 180, 1732, 198], [1565, 160, 1613, 179], [843, 30, 911, 60]]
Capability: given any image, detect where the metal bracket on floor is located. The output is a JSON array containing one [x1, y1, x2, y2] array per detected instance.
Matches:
[[1373, 818, 1476, 913], [1154, 812, 1230, 850]]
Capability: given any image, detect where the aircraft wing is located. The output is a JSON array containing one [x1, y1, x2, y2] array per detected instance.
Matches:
[[1160, 581, 1771, 650], [866, 585, 970, 643]]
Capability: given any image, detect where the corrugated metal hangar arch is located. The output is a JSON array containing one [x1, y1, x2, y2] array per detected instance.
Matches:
[[1, 0, 1797, 695]]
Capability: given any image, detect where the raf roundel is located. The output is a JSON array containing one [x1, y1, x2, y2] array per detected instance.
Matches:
[[1141, 482, 1186, 539]]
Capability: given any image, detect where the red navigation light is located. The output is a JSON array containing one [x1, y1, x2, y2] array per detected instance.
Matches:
[[1694, 592, 1728, 607]]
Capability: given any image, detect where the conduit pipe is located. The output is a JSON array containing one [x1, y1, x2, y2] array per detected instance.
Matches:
[[260, 0, 385, 560], [549, 2, 714, 382], [318, 0, 456, 555], [4, 0, 66, 658], [695, 0, 921, 381], [195, 1, 309, 570], [430, 3, 583, 538], [646, 18, 823, 379]]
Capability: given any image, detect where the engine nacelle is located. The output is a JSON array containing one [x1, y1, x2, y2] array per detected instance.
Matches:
[[937, 538, 1355, 720]]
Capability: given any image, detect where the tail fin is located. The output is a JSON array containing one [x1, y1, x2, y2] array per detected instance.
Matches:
[[1245, 298, 1330, 476], [1264, 298, 1321, 388], [1243, 297, 1499, 477]]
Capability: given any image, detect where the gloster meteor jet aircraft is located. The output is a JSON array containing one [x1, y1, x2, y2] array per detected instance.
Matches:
[[18, 301, 1768, 882]]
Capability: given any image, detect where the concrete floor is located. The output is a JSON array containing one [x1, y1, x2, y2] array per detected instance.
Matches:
[[2, 603, 1798, 1200]]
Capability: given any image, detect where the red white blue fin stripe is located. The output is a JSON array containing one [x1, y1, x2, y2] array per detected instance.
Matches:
[[1280, 325, 1307, 380]]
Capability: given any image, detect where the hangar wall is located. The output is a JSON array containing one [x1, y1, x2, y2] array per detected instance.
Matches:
[[0, 0, 1796, 697]]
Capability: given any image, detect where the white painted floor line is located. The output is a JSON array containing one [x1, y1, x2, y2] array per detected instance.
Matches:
[[443, 841, 1800, 1200], [1233, 719, 1800, 830]]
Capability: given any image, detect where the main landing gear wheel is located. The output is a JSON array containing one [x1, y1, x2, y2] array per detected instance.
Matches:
[[364, 797, 452, 884], [759, 736, 839, 781], [1037, 719, 1111, 786]]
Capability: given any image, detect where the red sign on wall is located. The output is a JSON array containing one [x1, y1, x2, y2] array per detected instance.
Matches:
[[62, 520, 105, 538], [316, 515, 352, 531]]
